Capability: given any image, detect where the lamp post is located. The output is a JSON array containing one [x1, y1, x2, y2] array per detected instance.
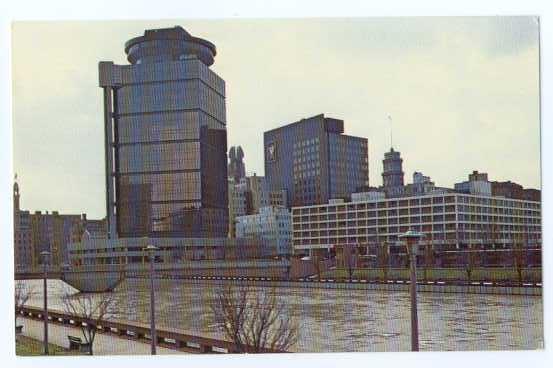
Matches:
[[40, 250, 51, 355], [144, 244, 158, 355], [399, 230, 424, 352]]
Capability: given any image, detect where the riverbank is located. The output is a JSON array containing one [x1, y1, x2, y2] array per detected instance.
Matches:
[[137, 275, 542, 296], [321, 267, 542, 283], [16, 334, 72, 356], [17, 317, 184, 355]]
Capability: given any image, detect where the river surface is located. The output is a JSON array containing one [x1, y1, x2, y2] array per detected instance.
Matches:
[[20, 279, 543, 352]]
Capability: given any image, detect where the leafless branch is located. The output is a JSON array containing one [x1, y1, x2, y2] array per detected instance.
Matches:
[[342, 243, 358, 281], [61, 286, 117, 355], [14, 281, 35, 326], [210, 284, 298, 353]]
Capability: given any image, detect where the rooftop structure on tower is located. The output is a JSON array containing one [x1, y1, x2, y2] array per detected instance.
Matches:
[[382, 148, 405, 197], [228, 146, 246, 183]]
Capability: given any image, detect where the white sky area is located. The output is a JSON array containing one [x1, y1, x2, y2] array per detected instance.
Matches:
[[12, 17, 540, 219]]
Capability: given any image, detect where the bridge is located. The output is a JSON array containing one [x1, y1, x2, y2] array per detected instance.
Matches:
[[14, 259, 292, 292]]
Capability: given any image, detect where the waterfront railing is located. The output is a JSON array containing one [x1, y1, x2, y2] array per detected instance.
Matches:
[[16, 305, 287, 354]]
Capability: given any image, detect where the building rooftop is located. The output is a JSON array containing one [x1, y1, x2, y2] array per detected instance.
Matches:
[[124, 26, 217, 66], [264, 113, 345, 135]]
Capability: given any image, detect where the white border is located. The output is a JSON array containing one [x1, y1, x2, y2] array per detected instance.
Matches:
[[1, 1, 551, 367]]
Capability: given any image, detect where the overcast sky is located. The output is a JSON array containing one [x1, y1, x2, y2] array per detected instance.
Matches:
[[12, 17, 540, 219]]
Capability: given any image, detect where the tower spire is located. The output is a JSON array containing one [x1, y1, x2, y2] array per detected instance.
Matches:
[[13, 173, 20, 212], [13, 173, 19, 194]]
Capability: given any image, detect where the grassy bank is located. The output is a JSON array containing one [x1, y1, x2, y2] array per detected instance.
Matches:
[[320, 267, 541, 283], [16, 334, 77, 356]]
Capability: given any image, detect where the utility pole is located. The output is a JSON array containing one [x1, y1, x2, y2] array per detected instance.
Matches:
[[399, 230, 424, 352], [40, 250, 51, 355], [388, 114, 393, 149], [144, 244, 158, 355]]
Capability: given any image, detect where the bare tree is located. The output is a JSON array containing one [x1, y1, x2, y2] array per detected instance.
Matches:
[[61, 288, 117, 355], [342, 243, 358, 281], [479, 227, 489, 266], [210, 284, 298, 353], [14, 281, 35, 329], [377, 242, 389, 282], [312, 254, 322, 281], [465, 242, 481, 282], [423, 241, 435, 282], [513, 231, 526, 285]]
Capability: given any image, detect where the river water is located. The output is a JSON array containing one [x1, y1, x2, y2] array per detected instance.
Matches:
[[20, 279, 543, 352]]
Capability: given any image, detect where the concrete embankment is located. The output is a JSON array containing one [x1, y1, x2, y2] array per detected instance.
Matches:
[[147, 276, 542, 296]]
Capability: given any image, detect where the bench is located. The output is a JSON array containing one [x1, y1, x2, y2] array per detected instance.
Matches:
[[68, 335, 91, 353]]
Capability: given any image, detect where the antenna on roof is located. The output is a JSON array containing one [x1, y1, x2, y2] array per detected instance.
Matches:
[[387, 114, 393, 149]]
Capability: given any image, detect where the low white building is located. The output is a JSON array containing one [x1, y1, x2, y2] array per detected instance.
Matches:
[[351, 191, 386, 202], [236, 206, 292, 256], [292, 192, 541, 256]]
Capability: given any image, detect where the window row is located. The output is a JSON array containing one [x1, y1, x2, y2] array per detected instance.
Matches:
[[118, 142, 200, 173], [117, 172, 201, 202], [117, 111, 201, 143]]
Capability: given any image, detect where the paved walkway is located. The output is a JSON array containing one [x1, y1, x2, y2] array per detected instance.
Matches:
[[18, 317, 184, 355]]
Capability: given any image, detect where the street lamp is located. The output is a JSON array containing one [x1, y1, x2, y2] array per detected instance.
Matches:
[[144, 244, 158, 355], [40, 250, 51, 355], [399, 230, 424, 352]]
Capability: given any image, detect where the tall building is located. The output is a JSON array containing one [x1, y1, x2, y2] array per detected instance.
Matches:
[[13, 179, 32, 269], [228, 146, 246, 182], [491, 180, 541, 201], [99, 26, 228, 238], [454, 170, 492, 196], [454, 171, 541, 202], [404, 171, 436, 196], [29, 211, 83, 267], [247, 174, 287, 211], [491, 180, 524, 199], [382, 148, 404, 197], [522, 188, 541, 202], [228, 174, 287, 237], [236, 206, 292, 256], [13, 178, 101, 268], [413, 171, 431, 185], [228, 177, 251, 237], [264, 114, 368, 207]]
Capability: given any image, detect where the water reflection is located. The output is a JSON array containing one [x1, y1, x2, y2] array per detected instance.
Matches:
[[20, 279, 543, 352]]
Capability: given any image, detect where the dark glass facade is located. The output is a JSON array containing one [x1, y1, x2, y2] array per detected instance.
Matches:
[[264, 114, 368, 207], [99, 26, 228, 238]]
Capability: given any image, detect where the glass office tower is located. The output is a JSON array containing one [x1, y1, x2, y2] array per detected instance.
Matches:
[[99, 26, 228, 238], [264, 114, 368, 207]]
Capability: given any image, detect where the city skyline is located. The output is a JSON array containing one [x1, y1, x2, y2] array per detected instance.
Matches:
[[10, 16, 545, 359], [12, 17, 540, 218]]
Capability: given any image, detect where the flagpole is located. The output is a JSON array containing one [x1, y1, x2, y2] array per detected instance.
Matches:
[[388, 114, 393, 149]]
